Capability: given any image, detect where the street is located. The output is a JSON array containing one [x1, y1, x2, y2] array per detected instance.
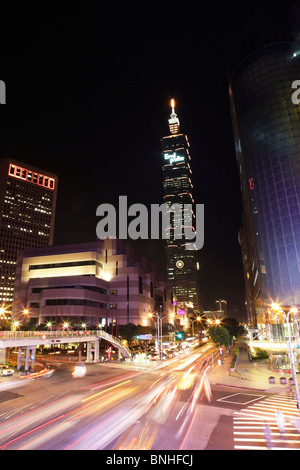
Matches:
[[0, 344, 299, 451]]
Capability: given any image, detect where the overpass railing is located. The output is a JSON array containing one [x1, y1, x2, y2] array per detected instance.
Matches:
[[0, 330, 100, 340], [0, 330, 131, 357]]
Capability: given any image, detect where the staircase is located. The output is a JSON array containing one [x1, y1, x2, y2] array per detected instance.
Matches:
[[96, 330, 131, 358]]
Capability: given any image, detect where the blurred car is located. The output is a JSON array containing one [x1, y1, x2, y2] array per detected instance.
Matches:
[[72, 362, 87, 378], [0, 365, 14, 377], [149, 353, 159, 361]]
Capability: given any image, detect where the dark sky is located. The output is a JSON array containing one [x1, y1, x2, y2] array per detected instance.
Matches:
[[0, 2, 246, 319]]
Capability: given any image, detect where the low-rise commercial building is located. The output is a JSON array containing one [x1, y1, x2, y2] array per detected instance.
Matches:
[[12, 239, 176, 329]]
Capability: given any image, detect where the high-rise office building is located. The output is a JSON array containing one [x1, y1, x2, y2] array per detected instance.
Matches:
[[0, 158, 58, 313], [226, 2, 300, 323], [161, 100, 200, 313]]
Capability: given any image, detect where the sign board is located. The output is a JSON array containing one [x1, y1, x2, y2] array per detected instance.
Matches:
[[139, 334, 153, 340], [178, 309, 185, 315], [164, 152, 185, 164]]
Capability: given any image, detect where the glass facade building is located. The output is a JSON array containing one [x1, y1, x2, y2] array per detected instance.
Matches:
[[161, 101, 200, 312], [227, 2, 300, 371], [226, 3, 300, 316]]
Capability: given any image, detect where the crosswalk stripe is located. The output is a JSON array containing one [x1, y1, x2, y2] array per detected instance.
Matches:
[[233, 394, 300, 450], [234, 431, 299, 436], [234, 445, 300, 450]]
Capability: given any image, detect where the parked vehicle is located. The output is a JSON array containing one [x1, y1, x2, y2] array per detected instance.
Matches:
[[0, 365, 14, 377]]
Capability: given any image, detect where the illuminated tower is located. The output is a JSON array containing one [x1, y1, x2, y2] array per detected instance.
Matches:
[[161, 100, 200, 313], [0, 158, 58, 314]]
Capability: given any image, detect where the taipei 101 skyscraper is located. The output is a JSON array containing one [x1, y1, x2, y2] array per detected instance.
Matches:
[[161, 100, 200, 314]]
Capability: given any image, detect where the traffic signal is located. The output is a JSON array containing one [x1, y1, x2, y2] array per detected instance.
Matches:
[[176, 332, 184, 340], [136, 335, 141, 340]]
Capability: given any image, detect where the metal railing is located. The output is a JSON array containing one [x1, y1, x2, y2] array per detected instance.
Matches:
[[0, 330, 99, 339], [0, 330, 131, 357]]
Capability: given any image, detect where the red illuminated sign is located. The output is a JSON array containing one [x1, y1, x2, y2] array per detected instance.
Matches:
[[8, 164, 56, 190]]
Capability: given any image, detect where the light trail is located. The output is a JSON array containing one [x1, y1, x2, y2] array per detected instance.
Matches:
[[0, 344, 216, 450], [81, 380, 132, 402]]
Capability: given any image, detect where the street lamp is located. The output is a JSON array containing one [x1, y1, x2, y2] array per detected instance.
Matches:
[[190, 316, 201, 337], [0, 306, 6, 321], [148, 311, 174, 361], [271, 303, 300, 411], [12, 320, 20, 331]]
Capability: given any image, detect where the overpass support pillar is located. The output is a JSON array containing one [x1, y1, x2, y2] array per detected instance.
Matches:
[[86, 340, 99, 362], [17, 346, 36, 371]]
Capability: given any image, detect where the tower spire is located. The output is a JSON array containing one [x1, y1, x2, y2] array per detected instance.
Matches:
[[171, 99, 176, 115], [168, 99, 180, 134]]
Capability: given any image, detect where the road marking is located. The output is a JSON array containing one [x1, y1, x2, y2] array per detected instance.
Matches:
[[217, 392, 264, 405], [233, 394, 300, 450]]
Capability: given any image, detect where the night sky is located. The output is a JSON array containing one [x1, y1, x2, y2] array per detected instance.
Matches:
[[0, 2, 246, 320]]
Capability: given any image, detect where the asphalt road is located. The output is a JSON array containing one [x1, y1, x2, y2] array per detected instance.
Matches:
[[0, 345, 272, 451]]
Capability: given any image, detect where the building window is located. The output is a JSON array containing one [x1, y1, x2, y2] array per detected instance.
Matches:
[[150, 281, 154, 298], [29, 260, 102, 271], [45, 299, 107, 308], [116, 261, 118, 275], [30, 302, 40, 308], [139, 276, 143, 294]]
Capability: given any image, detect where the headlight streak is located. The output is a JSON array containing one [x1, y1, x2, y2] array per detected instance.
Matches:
[[0, 379, 136, 450], [14, 381, 137, 450], [0, 395, 79, 443], [79, 371, 140, 391], [0, 414, 66, 450], [81, 380, 132, 403], [0, 344, 217, 450]]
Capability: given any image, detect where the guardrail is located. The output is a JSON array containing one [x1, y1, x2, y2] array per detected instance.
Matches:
[[0, 330, 99, 339]]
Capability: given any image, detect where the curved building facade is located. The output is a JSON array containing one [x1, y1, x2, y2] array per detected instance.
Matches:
[[227, 2, 300, 313]]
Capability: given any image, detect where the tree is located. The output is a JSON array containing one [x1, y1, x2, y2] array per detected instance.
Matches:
[[221, 317, 245, 338], [117, 323, 154, 343], [207, 324, 231, 347]]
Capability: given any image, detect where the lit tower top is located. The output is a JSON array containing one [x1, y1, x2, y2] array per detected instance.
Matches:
[[168, 99, 180, 134]]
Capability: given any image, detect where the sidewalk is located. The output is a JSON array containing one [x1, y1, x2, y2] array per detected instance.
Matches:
[[209, 340, 298, 394]]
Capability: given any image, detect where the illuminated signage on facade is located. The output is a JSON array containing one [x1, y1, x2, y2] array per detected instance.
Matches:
[[8, 164, 56, 190], [164, 152, 185, 164]]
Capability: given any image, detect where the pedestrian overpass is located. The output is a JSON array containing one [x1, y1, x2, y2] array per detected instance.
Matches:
[[0, 330, 131, 371]]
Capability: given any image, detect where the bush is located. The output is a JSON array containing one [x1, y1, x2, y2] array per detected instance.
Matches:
[[230, 348, 239, 369], [250, 347, 269, 360]]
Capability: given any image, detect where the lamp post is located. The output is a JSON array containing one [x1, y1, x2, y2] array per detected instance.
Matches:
[[0, 306, 6, 324], [148, 311, 174, 361], [271, 303, 300, 411], [191, 316, 201, 337]]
